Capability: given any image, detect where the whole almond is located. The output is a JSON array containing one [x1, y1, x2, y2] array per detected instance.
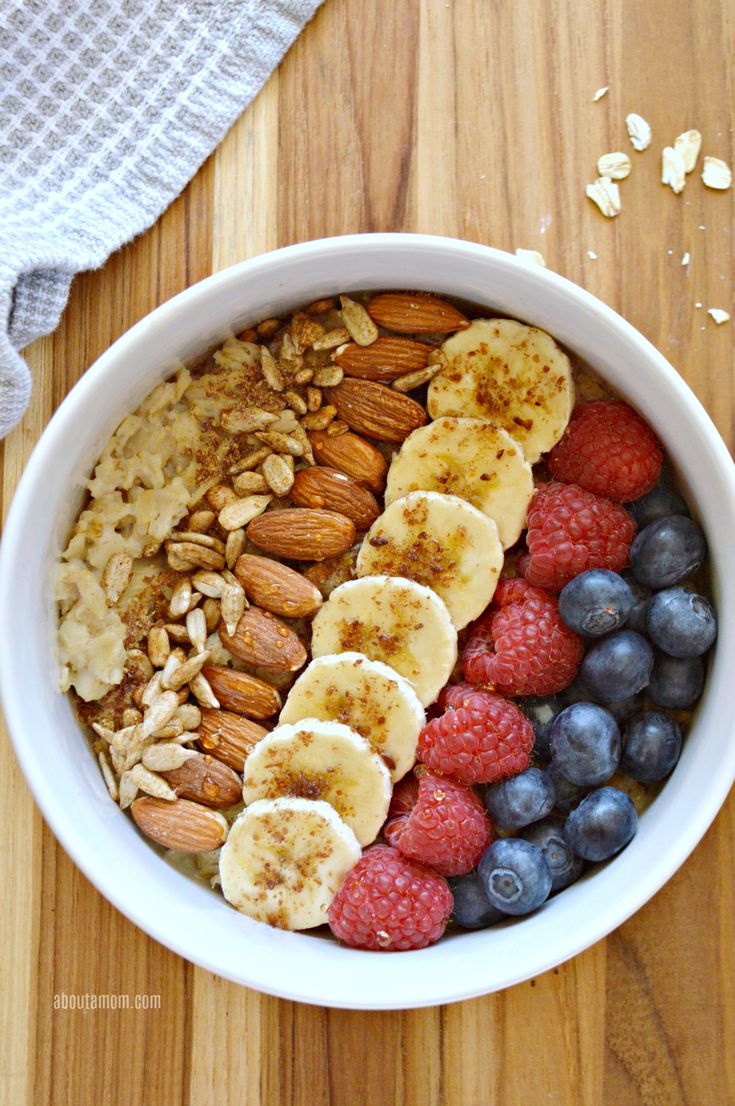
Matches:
[[324, 378, 427, 443], [333, 335, 430, 381], [202, 664, 281, 719], [197, 708, 269, 772], [131, 796, 228, 853], [162, 752, 242, 809], [219, 606, 308, 671], [246, 508, 356, 562], [366, 292, 470, 334], [234, 554, 323, 617], [290, 467, 380, 530], [308, 429, 388, 493]]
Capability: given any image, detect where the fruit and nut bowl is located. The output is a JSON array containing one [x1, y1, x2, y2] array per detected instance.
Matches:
[[55, 288, 716, 952]]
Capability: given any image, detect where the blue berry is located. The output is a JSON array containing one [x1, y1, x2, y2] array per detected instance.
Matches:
[[550, 702, 621, 786], [621, 572, 652, 634], [645, 587, 717, 658], [648, 652, 705, 709], [521, 817, 585, 892], [559, 674, 594, 707], [477, 838, 552, 916], [629, 515, 706, 588], [519, 695, 562, 760], [484, 767, 555, 830], [450, 872, 506, 929], [580, 630, 654, 703], [548, 762, 589, 814], [627, 480, 689, 529], [558, 570, 634, 636], [621, 711, 682, 783], [563, 786, 638, 861]]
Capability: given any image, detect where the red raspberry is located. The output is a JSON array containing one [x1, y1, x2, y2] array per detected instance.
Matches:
[[519, 482, 636, 593], [384, 772, 493, 876], [462, 577, 583, 696], [328, 845, 453, 951], [387, 771, 420, 819], [548, 400, 662, 503], [417, 695, 534, 784], [438, 683, 504, 713]]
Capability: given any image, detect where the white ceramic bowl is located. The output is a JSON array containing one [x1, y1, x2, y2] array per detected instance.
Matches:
[[2, 234, 734, 1010]]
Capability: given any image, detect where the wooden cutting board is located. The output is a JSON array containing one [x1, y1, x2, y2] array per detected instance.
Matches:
[[1, 1, 733, 1103]]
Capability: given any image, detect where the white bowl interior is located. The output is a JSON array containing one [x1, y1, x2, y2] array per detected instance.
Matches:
[[2, 233, 735, 1009]]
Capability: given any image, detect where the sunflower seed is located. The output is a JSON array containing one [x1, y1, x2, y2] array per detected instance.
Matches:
[[221, 407, 279, 434], [190, 672, 220, 709], [122, 707, 143, 728], [192, 570, 225, 598], [142, 743, 198, 772], [118, 770, 139, 810], [221, 582, 247, 636], [218, 494, 272, 531], [186, 608, 208, 654], [98, 751, 119, 801], [306, 386, 322, 411], [164, 650, 210, 692], [285, 389, 308, 416], [175, 704, 202, 730], [262, 452, 295, 496], [169, 531, 226, 554], [129, 763, 177, 801], [259, 344, 285, 391], [233, 471, 269, 495], [300, 406, 337, 431], [140, 690, 180, 737], [312, 327, 350, 351], [225, 528, 246, 569], [293, 367, 314, 385], [166, 542, 225, 571], [206, 484, 239, 510], [140, 670, 164, 708], [229, 447, 271, 475], [312, 365, 344, 388], [147, 626, 171, 668], [202, 597, 221, 632], [187, 509, 216, 533], [339, 295, 379, 346], [169, 577, 192, 619], [392, 364, 445, 392], [164, 623, 191, 643]]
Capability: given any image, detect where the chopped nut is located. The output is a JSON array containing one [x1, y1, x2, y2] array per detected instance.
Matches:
[[192, 570, 225, 598], [218, 494, 272, 531], [626, 113, 652, 152], [585, 176, 621, 217], [262, 452, 296, 497], [187, 510, 216, 533], [221, 407, 278, 434], [206, 484, 239, 511], [128, 763, 177, 802], [592, 86, 608, 102], [514, 248, 546, 266], [312, 327, 350, 351], [674, 129, 702, 173], [228, 447, 271, 474], [702, 156, 732, 190], [662, 146, 686, 194], [101, 553, 133, 606], [255, 430, 305, 457], [260, 345, 285, 391], [339, 295, 379, 346], [597, 152, 631, 180], [293, 367, 314, 385], [233, 470, 269, 495], [300, 405, 337, 431], [98, 751, 118, 801], [142, 743, 198, 772], [202, 597, 221, 632], [708, 308, 730, 325], [186, 608, 208, 653], [169, 577, 192, 619], [256, 318, 280, 339], [312, 365, 344, 388], [147, 626, 171, 668], [306, 386, 322, 412], [392, 363, 445, 392], [225, 528, 246, 569], [190, 672, 220, 709]]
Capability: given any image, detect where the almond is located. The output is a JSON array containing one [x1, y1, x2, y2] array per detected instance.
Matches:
[[289, 467, 380, 530], [308, 429, 388, 493], [246, 508, 356, 562], [131, 796, 228, 853], [197, 708, 269, 772], [161, 752, 242, 809], [324, 379, 427, 443], [366, 292, 470, 334], [201, 664, 281, 719], [234, 554, 323, 617], [219, 605, 308, 671], [333, 335, 430, 381]]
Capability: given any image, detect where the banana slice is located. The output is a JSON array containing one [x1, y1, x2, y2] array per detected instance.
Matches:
[[279, 652, 425, 782], [385, 417, 533, 548], [219, 797, 361, 929], [355, 491, 503, 629], [427, 318, 574, 464], [311, 575, 457, 706], [242, 718, 392, 845]]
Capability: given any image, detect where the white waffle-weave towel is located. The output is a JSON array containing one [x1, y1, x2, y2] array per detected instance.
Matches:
[[0, 0, 322, 437]]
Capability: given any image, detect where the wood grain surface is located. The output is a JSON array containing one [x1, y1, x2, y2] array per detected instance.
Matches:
[[1, 1, 733, 1103]]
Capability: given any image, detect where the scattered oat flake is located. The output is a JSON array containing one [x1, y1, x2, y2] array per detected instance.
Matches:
[[708, 308, 730, 325], [587, 250, 598, 260], [682, 253, 690, 266], [626, 113, 652, 152], [592, 86, 609, 102], [695, 302, 703, 308], [674, 130, 702, 173], [514, 248, 546, 267], [699, 225, 706, 230], [661, 147, 686, 194], [702, 156, 732, 190], [597, 152, 631, 180], [586, 177, 621, 217]]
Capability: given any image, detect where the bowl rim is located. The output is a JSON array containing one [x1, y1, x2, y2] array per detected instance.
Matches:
[[2, 231, 735, 1009]]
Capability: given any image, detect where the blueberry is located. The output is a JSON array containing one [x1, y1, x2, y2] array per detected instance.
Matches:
[[450, 872, 506, 929], [630, 515, 706, 588], [521, 817, 585, 892], [477, 838, 552, 916], [548, 762, 589, 814], [621, 711, 682, 783], [621, 572, 652, 634], [558, 570, 634, 636], [627, 481, 689, 529], [581, 630, 654, 703], [645, 587, 717, 658], [605, 692, 646, 724], [563, 786, 638, 861], [519, 695, 562, 760], [648, 652, 705, 709], [559, 674, 594, 708], [550, 702, 621, 785], [484, 767, 555, 830]]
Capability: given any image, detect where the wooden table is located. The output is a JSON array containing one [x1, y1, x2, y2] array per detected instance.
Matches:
[[1, 1, 733, 1103]]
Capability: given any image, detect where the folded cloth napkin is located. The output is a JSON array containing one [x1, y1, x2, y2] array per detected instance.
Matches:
[[0, 0, 322, 438]]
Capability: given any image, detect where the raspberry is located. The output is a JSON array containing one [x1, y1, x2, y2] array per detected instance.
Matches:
[[438, 682, 504, 713], [387, 771, 420, 819], [384, 772, 493, 876], [519, 482, 636, 593], [328, 845, 453, 951], [548, 400, 662, 503], [417, 695, 534, 784], [462, 577, 583, 696]]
